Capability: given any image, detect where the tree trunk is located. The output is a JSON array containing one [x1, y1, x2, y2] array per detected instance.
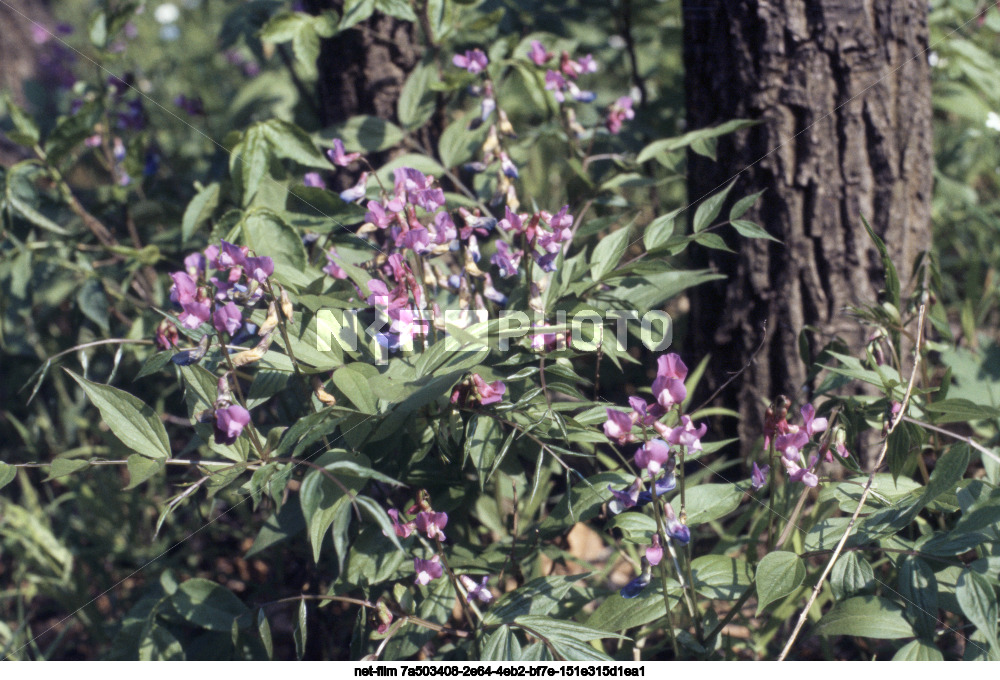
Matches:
[[682, 1, 933, 457], [305, 1, 422, 127]]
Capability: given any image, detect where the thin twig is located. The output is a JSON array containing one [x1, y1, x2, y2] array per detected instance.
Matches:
[[902, 416, 1000, 466], [777, 299, 927, 661]]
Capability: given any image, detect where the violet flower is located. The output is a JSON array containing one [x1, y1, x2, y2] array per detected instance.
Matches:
[[751, 462, 770, 491], [414, 555, 444, 586], [602, 408, 635, 445], [472, 374, 506, 405], [528, 40, 552, 66], [339, 172, 369, 203], [212, 301, 243, 335], [327, 138, 361, 167], [303, 172, 325, 188], [607, 478, 642, 515], [214, 404, 250, 445], [634, 439, 672, 476], [620, 557, 652, 599], [453, 49, 488, 74], [652, 353, 688, 409], [460, 575, 494, 604]]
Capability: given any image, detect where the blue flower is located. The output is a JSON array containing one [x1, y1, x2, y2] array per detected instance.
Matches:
[[636, 473, 676, 507]]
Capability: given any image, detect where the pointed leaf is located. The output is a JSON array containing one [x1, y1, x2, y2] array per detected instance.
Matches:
[[755, 551, 804, 613]]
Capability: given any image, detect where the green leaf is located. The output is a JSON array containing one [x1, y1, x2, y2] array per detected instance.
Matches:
[[813, 596, 915, 639], [6, 192, 70, 236], [294, 598, 307, 660], [181, 183, 221, 243], [690, 555, 752, 600], [642, 210, 680, 252], [692, 180, 737, 233], [861, 215, 900, 310], [138, 625, 185, 661], [481, 626, 521, 661], [830, 552, 875, 601], [585, 580, 682, 632], [331, 365, 377, 414], [590, 226, 631, 282], [514, 616, 627, 644], [257, 610, 274, 660], [636, 119, 759, 164], [125, 454, 165, 489], [465, 415, 502, 490], [44, 458, 89, 481], [924, 398, 1000, 423], [438, 114, 481, 168], [340, 0, 375, 30], [299, 451, 370, 563], [898, 556, 938, 641], [171, 578, 249, 631], [728, 189, 765, 221], [0, 462, 15, 490], [731, 219, 780, 242], [3, 94, 39, 146], [956, 570, 1000, 657], [66, 371, 170, 460], [669, 483, 743, 525], [482, 574, 588, 626], [262, 119, 329, 168], [230, 125, 269, 201], [44, 100, 102, 166], [240, 209, 308, 271], [375, 0, 418, 21], [398, 59, 438, 129], [325, 115, 403, 153], [755, 551, 804, 613], [892, 639, 944, 661]]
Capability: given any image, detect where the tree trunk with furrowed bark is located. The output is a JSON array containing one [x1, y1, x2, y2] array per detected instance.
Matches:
[[682, 1, 933, 458]]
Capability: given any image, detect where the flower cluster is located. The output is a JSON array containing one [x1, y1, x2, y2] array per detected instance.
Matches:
[[765, 400, 843, 488], [450, 374, 507, 407], [492, 205, 574, 276], [600, 353, 702, 598], [530, 44, 598, 104], [389, 493, 494, 604]]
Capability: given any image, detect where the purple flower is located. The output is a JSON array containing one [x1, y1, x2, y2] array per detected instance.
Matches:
[[663, 502, 690, 544], [327, 138, 361, 167], [339, 172, 369, 203], [212, 301, 243, 335], [652, 353, 688, 409], [783, 455, 819, 488], [635, 473, 676, 507], [170, 271, 199, 304], [483, 275, 508, 305], [178, 299, 211, 329], [388, 508, 416, 538], [663, 416, 707, 452], [365, 200, 395, 229], [415, 510, 448, 541], [634, 439, 672, 476], [567, 82, 596, 103], [491, 241, 523, 279], [544, 70, 567, 102], [751, 462, 770, 491], [413, 187, 445, 212], [620, 558, 653, 599], [217, 240, 248, 270], [800, 403, 828, 436], [602, 408, 635, 445], [646, 534, 663, 566], [303, 172, 326, 188], [528, 40, 552, 66], [174, 94, 205, 116], [607, 478, 641, 515], [245, 256, 274, 284], [499, 152, 518, 179], [453, 49, 488, 74], [214, 404, 250, 445], [460, 575, 494, 604], [414, 555, 444, 586], [472, 374, 506, 405]]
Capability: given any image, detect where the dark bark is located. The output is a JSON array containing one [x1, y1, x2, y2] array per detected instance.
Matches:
[[682, 1, 933, 456], [305, 0, 423, 127]]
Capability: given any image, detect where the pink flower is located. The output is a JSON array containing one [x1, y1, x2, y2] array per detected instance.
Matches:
[[327, 138, 361, 167], [388, 509, 415, 538], [460, 575, 494, 604], [178, 296, 212, 330], [775, 430, 809, 461], [212, 301, 243, 335], [652, 353, 688, 409], [646, 534, 663, 566], [663, 415, 707, 452], [782, 455, 819, 488], [214, 404, 250, 445], [414, 555, 443, 585], [170, 271, 199, 304], [544, 70, 567, 102], [634, 439, 672, 476], [528, 40, 551, 66], [603, 408, 635, 445], [245, 256, 274, 283], [472, 374, 506, 405], [606, 96, 635, 135], [800, 403, 828, 436], [453, 49, 488, 74], [184, 252, 206, 277]]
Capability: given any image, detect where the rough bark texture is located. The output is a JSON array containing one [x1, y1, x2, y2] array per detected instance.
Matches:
[[682, 1, 933, 455], [306, 0, 422, 127]]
